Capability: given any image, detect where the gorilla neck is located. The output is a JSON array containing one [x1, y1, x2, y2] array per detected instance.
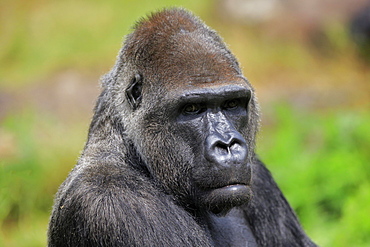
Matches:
[[82, 90, 125, 154], [204, 208, 258, 247]]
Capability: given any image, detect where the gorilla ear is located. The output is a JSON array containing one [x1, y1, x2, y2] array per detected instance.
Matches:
[[126, 74, 143, 110]]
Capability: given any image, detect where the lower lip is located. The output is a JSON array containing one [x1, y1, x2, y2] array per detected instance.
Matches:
[[220, 184, 248, 192], [205, 183, 252, 212], [209, 184, 250, 196]]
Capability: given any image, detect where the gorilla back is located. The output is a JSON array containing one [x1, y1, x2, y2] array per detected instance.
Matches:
[[48, 8, 317, 247]]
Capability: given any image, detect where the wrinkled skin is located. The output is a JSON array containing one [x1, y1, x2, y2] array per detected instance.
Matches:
[[48, 8, 317, 247]]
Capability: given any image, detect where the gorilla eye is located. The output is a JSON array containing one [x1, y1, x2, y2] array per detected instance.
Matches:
[[183, 103, 202, 115], [224, 99, 240, 109]]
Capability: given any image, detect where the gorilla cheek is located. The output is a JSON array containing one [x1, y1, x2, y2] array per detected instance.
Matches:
[[140, 131, 196, 197]]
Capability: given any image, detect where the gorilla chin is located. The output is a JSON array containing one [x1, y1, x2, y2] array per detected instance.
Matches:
[[202, 184, 252, 215]]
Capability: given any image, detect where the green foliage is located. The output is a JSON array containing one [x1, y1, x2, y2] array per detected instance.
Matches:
[[0, 111, 87, 246], [258, 105, 370, 246]]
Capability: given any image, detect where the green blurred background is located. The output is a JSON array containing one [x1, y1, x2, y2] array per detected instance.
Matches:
[[0, 0, 369, 246]]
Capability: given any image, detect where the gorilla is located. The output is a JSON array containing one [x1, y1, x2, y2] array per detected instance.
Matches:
[[48, 8, 317, 247]]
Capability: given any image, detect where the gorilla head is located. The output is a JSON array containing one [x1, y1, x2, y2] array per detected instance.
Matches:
[[102, 9, 260, 215]]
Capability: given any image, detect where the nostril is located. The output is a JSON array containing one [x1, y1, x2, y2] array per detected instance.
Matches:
[[229, 139, 241, 148], [212, 138, 246, 158], [214, 141, 230, 156], [205, 132, 248, 165], [214, 138, 242, 151], [215, 141, 229, 150]]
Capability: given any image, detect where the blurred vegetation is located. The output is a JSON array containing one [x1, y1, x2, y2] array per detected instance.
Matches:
[[258, 106, 370, 247], [0, 0, 211, 87], [0, 0, 369, 246]]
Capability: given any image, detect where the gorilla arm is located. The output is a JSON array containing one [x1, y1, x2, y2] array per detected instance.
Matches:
[[48, 161, 212, 247], [244, 158, 317, 247]]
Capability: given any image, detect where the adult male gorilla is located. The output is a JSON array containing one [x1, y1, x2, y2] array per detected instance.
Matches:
[[48, 8, 316, 247]]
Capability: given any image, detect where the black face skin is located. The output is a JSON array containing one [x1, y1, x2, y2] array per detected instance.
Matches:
[[174, 85, 253, 214]]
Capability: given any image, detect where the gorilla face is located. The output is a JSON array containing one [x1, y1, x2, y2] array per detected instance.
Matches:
[[174, 81, 253, 214], [125, 74, 254, 215]]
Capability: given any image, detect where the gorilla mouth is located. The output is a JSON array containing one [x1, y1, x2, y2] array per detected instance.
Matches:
[[206, 181, 247, 189], [202, 183, 252, 215], [206, 179, 250, 191], [192, 163, 252, 192], [222, 183, 248, 189], [214, 183, 250, 194]]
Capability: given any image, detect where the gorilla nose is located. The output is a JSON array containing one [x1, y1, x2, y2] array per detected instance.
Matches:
[[205, 131, 248, 166]]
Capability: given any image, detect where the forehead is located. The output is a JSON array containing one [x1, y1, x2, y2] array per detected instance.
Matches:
[[160, 34, 245, 89], [165, 76, 251, 100]]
